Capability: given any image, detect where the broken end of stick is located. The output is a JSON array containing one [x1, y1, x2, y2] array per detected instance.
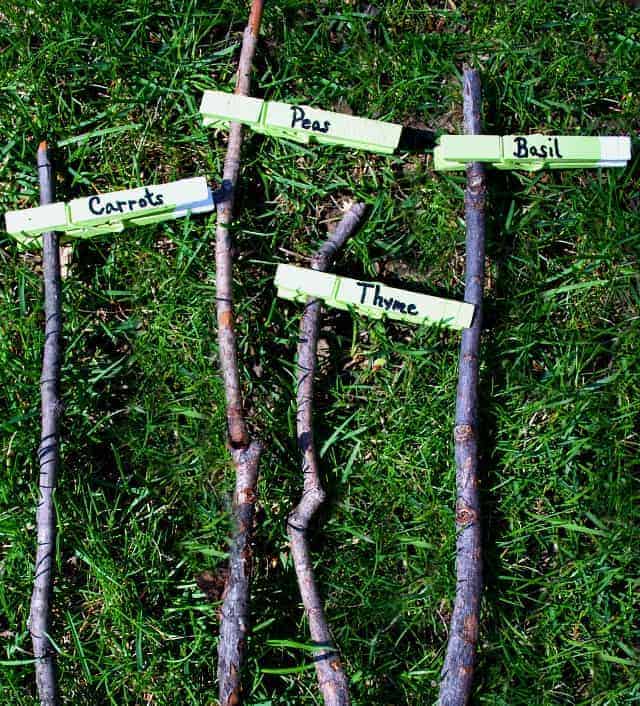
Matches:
[[37, 141, 52, 170]]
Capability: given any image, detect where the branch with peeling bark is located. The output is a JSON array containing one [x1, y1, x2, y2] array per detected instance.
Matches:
[[438, 66, 486, 706], [287, 202, 366, 706], [214, 2, 265, 705], [29, 141, 61, 706]]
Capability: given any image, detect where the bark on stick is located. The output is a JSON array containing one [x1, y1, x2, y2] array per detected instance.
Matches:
[[215, 2, 265, 705], [29, 141, 61, 706], [287, 202, 366, 706], [438, 67, 486, 706]]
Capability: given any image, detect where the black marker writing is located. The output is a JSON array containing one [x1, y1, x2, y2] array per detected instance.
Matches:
[[357, 282, 375, 304], [513, 136, 564, 160], [88, 188, 164, 216], [356, 281, 419, 316], [290, 106, 331, 134]]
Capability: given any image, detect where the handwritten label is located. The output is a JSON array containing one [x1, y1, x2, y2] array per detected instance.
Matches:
[[273, 265, 474, 329], [88, 188, 165, 216], [435, 134, 632, 171], [356, 282, 418, 315], [199, 90, 403, 154], [68, 178, 209, 225], [290, 106, 330, 134], [512, 136, 564, 159], [5, 178, 213, 246]]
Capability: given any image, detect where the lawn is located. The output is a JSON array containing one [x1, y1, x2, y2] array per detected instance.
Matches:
[[0, 1, 639, 704]]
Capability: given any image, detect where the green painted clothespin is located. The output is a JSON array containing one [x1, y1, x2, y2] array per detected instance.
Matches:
[[200, 90, 402, 155], [275, 264, 474, 330], [434, 134, 631, 171], [4, 177, 224, 249]]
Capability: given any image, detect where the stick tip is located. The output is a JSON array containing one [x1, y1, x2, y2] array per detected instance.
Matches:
[[37, 141, 52, 172]]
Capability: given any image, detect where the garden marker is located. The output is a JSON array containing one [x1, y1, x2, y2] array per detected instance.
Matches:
[[434, 134, 631, 171], [199, 90, 402, 154], [275, 264, 474, 329], [4, 177, 230, 249]]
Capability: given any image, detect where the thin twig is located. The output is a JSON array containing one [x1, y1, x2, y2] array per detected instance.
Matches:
[[215, 0, 263, 449], [287, 202, 366, 706], [438, 66, 486, 706], [29, 141, 61, 706], [215, 2, 265, 705]]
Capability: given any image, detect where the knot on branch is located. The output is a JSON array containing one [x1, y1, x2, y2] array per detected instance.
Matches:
[[454, 424, 475, 443], [455, 501, 479, 526], [236, 486, 257, 505]]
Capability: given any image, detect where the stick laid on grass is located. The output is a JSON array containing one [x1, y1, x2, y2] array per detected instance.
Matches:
[[29, 141, 61, 706], [438, 66, 486, 706], [215, 2, 264, 705], [287, 202, 367, 706]]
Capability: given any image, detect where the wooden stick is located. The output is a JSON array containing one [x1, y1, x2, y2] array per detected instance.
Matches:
[[215, 2, 264, 705], [215, 0, 263, 449], [29, 141, 61, 706], [438, 66, 486, 706], [287, 203, 366, 706], [217, 443, 261, 706]]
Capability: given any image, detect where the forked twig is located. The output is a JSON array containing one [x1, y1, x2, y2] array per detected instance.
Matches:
[[29, 141, 61, 706], [287, 202, 367, 706], [438, 66, 486, 706], [214, 2, 265, 705]]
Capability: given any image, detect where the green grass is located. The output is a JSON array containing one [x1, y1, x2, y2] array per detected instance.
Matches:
[[1, 1, 639, 704]]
